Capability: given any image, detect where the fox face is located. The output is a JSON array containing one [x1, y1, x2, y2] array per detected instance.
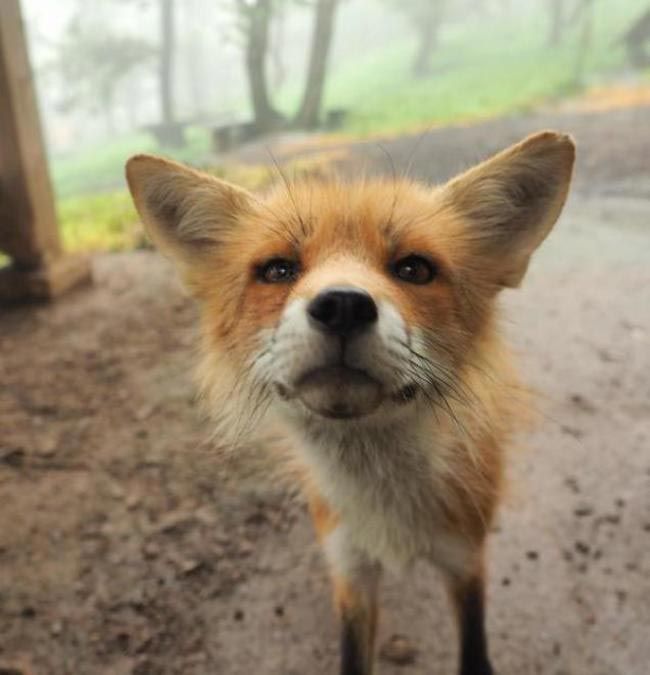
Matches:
[[245, 182, 471, 424], [126, 132, 574, 437]]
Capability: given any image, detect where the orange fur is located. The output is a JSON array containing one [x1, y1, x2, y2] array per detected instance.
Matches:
[[307, 488, 340, 543]]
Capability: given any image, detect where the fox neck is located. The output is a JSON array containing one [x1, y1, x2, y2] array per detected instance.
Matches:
[[285, 405, 472, 571]]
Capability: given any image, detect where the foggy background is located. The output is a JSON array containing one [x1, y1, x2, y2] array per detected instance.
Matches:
[[21, 1, 647, 199]]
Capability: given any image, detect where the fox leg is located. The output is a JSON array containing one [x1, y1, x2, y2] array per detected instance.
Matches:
[[307, 492, 381, 675], [446, 558, 494, 675], [335, 565, 381, 675]]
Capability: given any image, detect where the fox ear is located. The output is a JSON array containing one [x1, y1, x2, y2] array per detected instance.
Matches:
[[125, 155, 253, 266], [444, 131, 575, 288]]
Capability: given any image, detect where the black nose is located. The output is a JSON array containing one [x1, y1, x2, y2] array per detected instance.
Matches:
[[307, 287, 378, 336]]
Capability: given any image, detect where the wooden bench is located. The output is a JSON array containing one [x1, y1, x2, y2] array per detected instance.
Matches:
[[208, 120, 257, 153], [144, 121, 188, 148], [204, 108, 349, 154]]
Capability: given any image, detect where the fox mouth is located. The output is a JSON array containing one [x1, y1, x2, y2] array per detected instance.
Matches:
[[275, 366, 418, 419]]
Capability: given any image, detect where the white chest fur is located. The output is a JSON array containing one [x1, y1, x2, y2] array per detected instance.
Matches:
[[292, 416, 474, 576]]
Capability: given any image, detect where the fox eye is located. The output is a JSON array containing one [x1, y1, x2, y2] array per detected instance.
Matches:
[[392, 255, 436, 285], [257, 258, 299, 283]]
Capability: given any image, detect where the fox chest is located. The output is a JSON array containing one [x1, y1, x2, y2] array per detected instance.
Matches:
[[298, 430, 474, 575]]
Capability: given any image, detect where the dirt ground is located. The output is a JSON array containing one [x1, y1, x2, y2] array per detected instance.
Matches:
[[1, 104, 649, 675]]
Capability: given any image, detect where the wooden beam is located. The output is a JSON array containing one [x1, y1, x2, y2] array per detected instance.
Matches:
[[0, 0, 90, 302], [0, 254, 91, 302]]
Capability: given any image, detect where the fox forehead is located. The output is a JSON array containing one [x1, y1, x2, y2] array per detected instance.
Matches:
[[243, 178, 460, 269], [288, 254, 396, 301], [212, 180, 462, 343]]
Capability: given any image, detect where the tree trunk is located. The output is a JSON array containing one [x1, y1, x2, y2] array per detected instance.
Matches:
[[621, 9, 650, 68], [160, 0, 174, 126], [158, 0, 184, 146], [574, 0, 594, 85], [245, 0, 284, 133], [271, 8, 287, 89], [547, 0, 564, 46], [102, 92, 116, 136], [294, 0, 339, 129], [183, 0, 206, 119], [98, 78, 117, 136], [411, 2, 445, 79], [124, 76, 140, 129]]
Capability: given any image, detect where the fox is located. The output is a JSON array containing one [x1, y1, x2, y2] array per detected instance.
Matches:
[[125, 130, 575, 675]]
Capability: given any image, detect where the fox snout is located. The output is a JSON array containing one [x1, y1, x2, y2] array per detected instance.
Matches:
[[268, 280, 415, 421], [307, 287, 378, 336]]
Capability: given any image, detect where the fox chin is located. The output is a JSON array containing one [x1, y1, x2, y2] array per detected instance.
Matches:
[[126, 130, 574, 675]]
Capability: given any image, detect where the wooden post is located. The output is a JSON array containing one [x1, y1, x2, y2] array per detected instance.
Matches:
[[0, 0, 91, 302]]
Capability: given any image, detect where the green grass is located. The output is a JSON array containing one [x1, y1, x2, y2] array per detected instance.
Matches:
[[318, 0, 641, 135], [0, 191, 140, 266], [47, 0, 643, 254], [52, 126, 211, 199], [50, 126, 212, 255], [55, 162, 279, 254], [58, 190, 141, 252]]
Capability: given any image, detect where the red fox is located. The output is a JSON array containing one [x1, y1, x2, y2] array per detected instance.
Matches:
[[126, 130, 575, 675]]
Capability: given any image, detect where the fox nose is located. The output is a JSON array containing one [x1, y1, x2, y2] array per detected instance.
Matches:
[[307, 286, 378, 336]]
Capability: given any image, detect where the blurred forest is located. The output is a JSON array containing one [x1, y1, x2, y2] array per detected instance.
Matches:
[[19, 0, 650, 250]]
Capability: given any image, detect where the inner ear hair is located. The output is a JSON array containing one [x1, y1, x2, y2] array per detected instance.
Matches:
[[444, 131, 575, 287], [125, 154, 253, 263]]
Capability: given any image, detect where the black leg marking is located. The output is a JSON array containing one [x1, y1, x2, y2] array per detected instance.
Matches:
[[340, 615, 367, 675], [458, 577, 494, 675]]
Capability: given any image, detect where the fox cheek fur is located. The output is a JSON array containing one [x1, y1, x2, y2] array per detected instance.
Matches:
[[126, 130, 575, 675]]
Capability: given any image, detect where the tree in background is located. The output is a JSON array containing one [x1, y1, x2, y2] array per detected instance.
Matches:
[[573, 0, 596, 85], [53, 18, 155, 135], [237, 0, 285, 132], [228, 0, 340, 133], [386, 0, 447, 78], [130, 0, 184, 146], [180, 0, 212, 118], [412, 0, 447, 78], [270, 3, 288, 89], [159, 0, 177, 133], [121, 0, 183, 146], [547, 0, 565, 46], [545, 0, 606, 53], [294, 0, 339, 128], [619, 7, 650, 68], [51, 0, 185, 146]]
